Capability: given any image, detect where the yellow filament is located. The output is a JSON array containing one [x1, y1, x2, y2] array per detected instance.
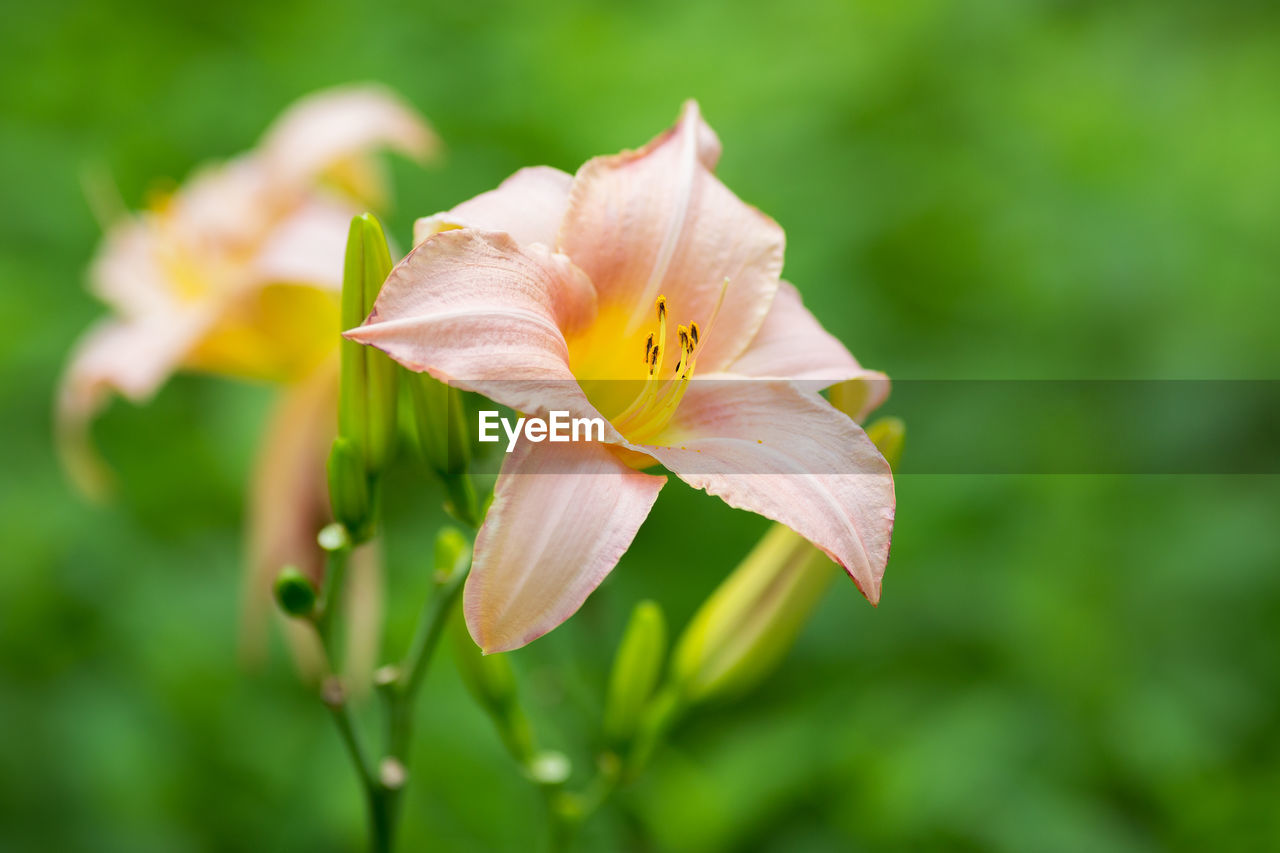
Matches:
[[612, 283, 729, 441]]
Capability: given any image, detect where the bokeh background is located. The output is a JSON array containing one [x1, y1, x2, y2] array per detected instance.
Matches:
[[3, 0, 1278, 850]]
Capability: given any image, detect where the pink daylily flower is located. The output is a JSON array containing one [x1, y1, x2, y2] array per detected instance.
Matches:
[[349, 102, 894, 653], [58, 84, 437, 498], [58, 85, 435, 681]]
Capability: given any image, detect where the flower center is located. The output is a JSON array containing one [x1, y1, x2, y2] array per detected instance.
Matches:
[[609, 281, 728, 443]]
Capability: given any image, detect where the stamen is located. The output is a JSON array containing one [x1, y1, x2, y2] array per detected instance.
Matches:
[[651, 295, 668, 379], [611, 287, 727, 442], [675, 325, 690, 373]]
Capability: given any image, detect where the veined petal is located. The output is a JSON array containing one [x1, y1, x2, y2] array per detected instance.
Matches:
[[347, 229, 608, 420], [466, 440, 666, 653], [414, 166, 573, 248], [724, 281, 869, 388], [642, 381, 894, 602], [559, 101, 782, 374], [260, 84, 438, 188]]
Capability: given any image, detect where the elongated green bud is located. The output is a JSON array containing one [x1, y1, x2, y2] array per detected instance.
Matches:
[[326, 437, 370, 540], [829, 373, 890, 424], [603, 600, 667, 745], [449, 610, 535, 762], [339, 214, 398, 474], [671, 525, 834, 704], [449, 608, 517, 713], [408, 371, 470, 475], [273, 565, 317, 618], [864, 416, 906, 471], [625, 684, 683, 780], [408, 371, 480, 525]]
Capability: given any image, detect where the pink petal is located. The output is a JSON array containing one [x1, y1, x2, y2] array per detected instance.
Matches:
[[346, 229, 612, 421], [259, 84, 438, 187], [163, 158, 277, 253], [55, 312, 212, 498], [466, 439, 666, 653], [89, 215, 193, 318], [414, 166, 573, 248], [238, 360, 386, 689], [251, 195, 354, 289], [642, 380, 894, 602], [725, 280, 876, 387], [558, 101, 783, 374], [723, 281, 892, 417], [241, 360, 337, 666]]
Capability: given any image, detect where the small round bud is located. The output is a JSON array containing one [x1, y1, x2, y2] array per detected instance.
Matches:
[[379, 757, 408, 790], [433, 527, 470, 581], [527, 750, 571, 785], [373, 665, 400, 689], [317, 522, 350, 553], [273, 566, 317, 618]]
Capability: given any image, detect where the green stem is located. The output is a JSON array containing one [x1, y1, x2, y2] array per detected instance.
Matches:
[[367, 783, 397, 853], [357, 543, 473, 848], [316, 543, 351, 667], [315, 475, 481, 853], [323, 678, 393, 853], [390, 550, 473, 758], [327, 690, 375, 789], [545, 788, 575, 853]]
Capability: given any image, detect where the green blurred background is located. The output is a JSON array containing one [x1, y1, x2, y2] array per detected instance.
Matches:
[[3, 0, 1278, 850]]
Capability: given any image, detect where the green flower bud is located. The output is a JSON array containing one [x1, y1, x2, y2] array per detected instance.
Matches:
[[317, 522, 350, 553], [671, 524, 835, 704], [273, 565, 317, 618], [864, 416, 906, 472], [449, 608, 517, 713], [339, 213, 399, 474], [408, 371, 471, 475], [602, 600, 667, 745], [326, 437, 370, 540], [408, 373, 480, 526], [829, 373, 890, 424], [526, 750, 571, 786], [433, 526, 471, 583], [450, 610, 535, 762]]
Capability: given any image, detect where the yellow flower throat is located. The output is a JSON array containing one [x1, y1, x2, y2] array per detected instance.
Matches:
[[572, 281, 728, 444]]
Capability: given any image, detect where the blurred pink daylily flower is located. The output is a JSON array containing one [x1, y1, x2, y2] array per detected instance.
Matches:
[[58, 84, 436, 496], [349, 101, 894, 653], [58, 85, 436, 676]]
